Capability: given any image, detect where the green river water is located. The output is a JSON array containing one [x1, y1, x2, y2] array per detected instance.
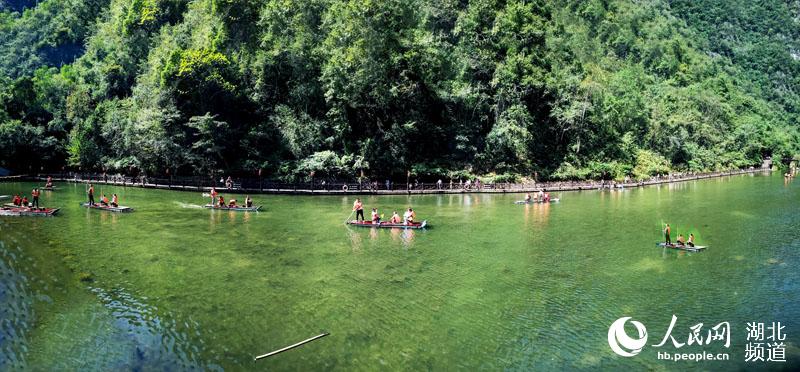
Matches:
[[1, 172, 798, 371]]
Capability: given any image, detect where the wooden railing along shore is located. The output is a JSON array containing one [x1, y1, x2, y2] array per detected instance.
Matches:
[[5, 167, 771, 195]]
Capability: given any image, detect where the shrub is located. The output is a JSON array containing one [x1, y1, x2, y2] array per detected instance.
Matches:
[[633, 150, 671, 180]]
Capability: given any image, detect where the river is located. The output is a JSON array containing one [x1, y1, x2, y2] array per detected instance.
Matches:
[[0, 172, 798, 370]]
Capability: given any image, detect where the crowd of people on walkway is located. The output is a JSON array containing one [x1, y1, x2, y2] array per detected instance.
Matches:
[[33, 166, 763, 194]]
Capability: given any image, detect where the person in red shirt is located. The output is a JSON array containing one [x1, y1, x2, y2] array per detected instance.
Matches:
[[31, 188, 40, 208], [209, 187, 218, 205]]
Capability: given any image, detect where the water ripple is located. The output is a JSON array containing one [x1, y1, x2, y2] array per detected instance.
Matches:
[[0, 222, 34, 370]]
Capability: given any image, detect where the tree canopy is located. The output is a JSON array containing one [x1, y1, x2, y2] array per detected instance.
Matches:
[[0, 0, 797, 180]]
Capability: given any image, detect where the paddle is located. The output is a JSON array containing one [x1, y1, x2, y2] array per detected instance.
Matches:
[[84, 181, 90, 204], [254, 333, 329, 361], [343, 209, 355, 224]]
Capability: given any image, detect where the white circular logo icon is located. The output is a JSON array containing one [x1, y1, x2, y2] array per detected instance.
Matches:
[[608, 317, 648, 357]]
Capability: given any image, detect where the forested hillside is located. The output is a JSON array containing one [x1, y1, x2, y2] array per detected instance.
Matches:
[[0, 0, 797, 181]]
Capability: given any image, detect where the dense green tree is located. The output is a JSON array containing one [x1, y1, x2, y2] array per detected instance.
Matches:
[[0, 0, 797, 179]]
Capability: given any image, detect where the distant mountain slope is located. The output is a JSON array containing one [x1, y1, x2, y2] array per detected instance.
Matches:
[[670, 0, 800, 120], [0, 0, 110, 78], [1, 0, 40, 12]]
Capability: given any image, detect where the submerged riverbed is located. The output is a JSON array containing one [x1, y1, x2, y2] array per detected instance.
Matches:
[[1, 173, 798, 370]]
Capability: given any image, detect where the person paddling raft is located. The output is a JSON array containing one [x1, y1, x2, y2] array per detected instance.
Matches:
[[353, 198, 364, 221], [371, 208, 381, 224], [538, 189, 544, 201], [664, 224, 672, 245], [687, 234, 695, 247], [99, 194, 110, 206], [245, 195, 253, 208], [524, 193, 532, 202], [21, 196, 29, 207], [217, 195, 225, 207], [31, 188, 40, 209], [390, 211, 401, 224], [209, 187, 218, 205], [45, 176, 52, 188], [87, 184, 95, 206], [12, 194, 21, 206], [676, 234, 686, 246], [111, 194, 119, 208]]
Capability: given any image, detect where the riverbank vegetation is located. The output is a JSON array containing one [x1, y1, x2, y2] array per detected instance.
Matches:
[[0, 0, 798, 181]]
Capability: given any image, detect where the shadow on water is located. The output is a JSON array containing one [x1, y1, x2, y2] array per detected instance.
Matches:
[[86, 287, 222, 371], [0, 221, 220, 371], [344, 225, 422, 252]]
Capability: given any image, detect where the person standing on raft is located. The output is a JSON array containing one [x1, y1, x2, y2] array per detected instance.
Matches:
[[87, 184, 95, 206], [31, 188, 40, 209], [353, 198, 364, 221], [664, 224, 672, 245], [210, 187, 218, 206]]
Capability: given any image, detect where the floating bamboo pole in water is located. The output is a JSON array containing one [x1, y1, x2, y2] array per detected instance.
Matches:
[[254, 333, 329, 361]]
